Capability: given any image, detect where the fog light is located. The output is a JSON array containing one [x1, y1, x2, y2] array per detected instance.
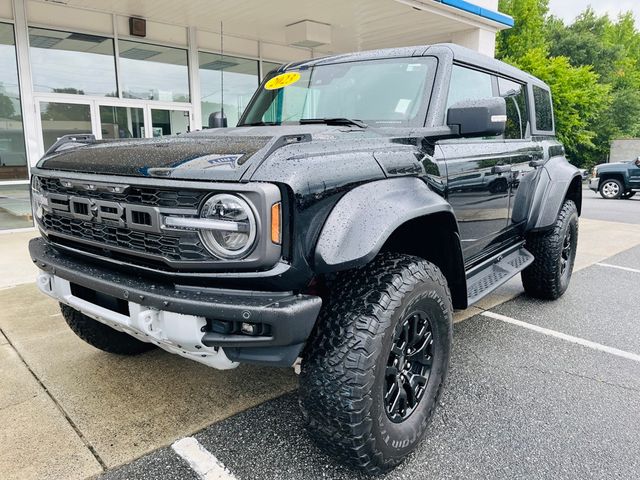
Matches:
[[241, 322, 257, 335]]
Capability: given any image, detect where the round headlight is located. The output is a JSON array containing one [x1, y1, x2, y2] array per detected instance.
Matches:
[[199, 194, 257, 259]]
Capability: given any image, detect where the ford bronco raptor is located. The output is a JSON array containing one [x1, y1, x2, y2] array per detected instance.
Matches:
[[29, 44, 582, 474]]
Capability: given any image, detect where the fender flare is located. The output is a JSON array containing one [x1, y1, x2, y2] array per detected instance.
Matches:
[[527, 156, 582, 232], [314, 177, 460, 272]]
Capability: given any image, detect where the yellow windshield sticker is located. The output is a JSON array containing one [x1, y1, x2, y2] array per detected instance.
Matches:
[[265, 72, 301, 90]]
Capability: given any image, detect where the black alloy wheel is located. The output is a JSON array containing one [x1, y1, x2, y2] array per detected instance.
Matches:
[[385, 311, 434, 423]]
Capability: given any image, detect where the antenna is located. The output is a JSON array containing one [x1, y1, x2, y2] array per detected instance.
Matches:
[[220, 21, 224, 118]]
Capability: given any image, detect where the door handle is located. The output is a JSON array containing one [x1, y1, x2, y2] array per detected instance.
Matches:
[[529, 159, 545, 168], [492, 164, 512, 174]]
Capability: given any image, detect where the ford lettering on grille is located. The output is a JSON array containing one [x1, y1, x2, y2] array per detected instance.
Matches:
[[46, 193, 162, 233]]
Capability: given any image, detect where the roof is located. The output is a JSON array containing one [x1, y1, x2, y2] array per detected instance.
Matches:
[[280, 43, 549, 91]]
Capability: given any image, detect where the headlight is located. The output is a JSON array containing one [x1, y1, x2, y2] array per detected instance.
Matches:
[[30, 176, 47, 221], [198, 194, 257, 259]]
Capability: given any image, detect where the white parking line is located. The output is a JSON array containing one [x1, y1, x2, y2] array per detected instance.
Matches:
[[481, 311, 640, 364], [596, 263, 640, 274], [172, 437, 237, 480]]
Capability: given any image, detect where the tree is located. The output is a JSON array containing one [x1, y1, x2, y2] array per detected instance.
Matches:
[[508, 48, 610, 165], [496, 0, 549, 58], [0, 93, 15, 120]]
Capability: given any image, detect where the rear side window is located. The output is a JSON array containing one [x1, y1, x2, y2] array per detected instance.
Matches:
[[533, 85, 553, 132], [446, 65, 493, 110], [498, 77, 529, 140]]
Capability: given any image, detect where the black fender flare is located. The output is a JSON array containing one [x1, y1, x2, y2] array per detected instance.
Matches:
[[314, 177, 460, 272], [526, 156, 582, 231]]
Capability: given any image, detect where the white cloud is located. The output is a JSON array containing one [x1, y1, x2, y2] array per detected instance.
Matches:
[[547, 0, 640, 24]]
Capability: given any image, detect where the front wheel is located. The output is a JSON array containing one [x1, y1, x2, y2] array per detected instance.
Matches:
[[299, 253, 453, 474], [599, 179, 623, 199], [522, 200, 578, 300]]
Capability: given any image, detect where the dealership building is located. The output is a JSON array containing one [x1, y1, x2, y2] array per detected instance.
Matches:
[[0, 0, 512, 230]]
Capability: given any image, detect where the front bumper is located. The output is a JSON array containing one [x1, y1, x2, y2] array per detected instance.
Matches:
[[30, 238, 322, 368], [589, 178, 600, 192]]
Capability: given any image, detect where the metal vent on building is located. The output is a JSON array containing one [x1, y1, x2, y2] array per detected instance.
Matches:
[[29, 35, 62, 49], [119, 48, 160, 60], [67, 33, 105, 43], [200, 59, 239, 70]]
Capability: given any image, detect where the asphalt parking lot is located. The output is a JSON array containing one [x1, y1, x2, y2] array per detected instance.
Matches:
[[1, 188, 639, 480]]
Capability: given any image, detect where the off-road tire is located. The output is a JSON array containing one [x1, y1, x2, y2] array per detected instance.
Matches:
[[599, 178, 623, 199], [61, 304, 155, 355], [522, 200, 578, 300], [299, 253, 453, 474]]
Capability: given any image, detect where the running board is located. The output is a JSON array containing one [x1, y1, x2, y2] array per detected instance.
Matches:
[[466, 246, 534, 306]]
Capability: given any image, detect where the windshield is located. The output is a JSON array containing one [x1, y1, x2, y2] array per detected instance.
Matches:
[[239, 56, 436, 127]]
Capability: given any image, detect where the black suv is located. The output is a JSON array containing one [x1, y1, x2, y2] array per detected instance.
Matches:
[[29, 44, 582, 474]]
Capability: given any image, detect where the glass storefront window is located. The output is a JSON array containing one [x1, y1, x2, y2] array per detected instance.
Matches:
[[150, 109, 190, 137], [119, 40, 189, 102], [262, 61, 282, 78], [39, 102, 92, 151], [0, 23, 27, 182], [0, 184, 32, 230], [29, 27, 117, 97], [199, 53, 259, 128], [99, 106, 144, 139]]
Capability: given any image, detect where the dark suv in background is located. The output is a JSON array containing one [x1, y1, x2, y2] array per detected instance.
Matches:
[[590, 157, 640, 199], [29, 44, 582, 474]]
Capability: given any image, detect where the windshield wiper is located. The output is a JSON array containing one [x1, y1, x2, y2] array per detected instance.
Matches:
[[299, 118, 368, 128]]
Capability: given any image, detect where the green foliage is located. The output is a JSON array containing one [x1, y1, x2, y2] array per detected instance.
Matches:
[[497, 2, 640, 168], [496, 0, 549, 58]]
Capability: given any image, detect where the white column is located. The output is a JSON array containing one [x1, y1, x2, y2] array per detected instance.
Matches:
[[451, 28, 497, 57], [187, 26, 202, 131], [12, 0, 40, 167]]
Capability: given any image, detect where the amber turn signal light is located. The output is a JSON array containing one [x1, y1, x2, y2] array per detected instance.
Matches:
[[271, 202, 282, 244]]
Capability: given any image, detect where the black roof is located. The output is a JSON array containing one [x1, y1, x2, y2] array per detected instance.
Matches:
[[280, 43, 549, 91]]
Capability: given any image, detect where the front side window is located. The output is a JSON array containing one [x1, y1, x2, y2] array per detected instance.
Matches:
[[119, 40, 189, 102], [446, 65, 493, 110], [29, 28, 117, 97], [240, 57, 436, 127], [533, 85, 553, 132], [498, 77, 529, 140]]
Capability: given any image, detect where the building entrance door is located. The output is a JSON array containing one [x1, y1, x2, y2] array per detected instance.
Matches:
[[34, 95, 192, 156]]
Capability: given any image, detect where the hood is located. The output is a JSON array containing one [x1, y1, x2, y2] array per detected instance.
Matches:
[[36, 125, 390, 182], [597, 161, 631, 170]]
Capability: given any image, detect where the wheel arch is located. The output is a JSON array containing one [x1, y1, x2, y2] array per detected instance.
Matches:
[[527, 156, 583, 232], [314, 177, 467, 309]]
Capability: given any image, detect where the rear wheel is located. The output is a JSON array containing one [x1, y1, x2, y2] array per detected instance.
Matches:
[[61, 304, 155, 355], [599, 179, 623, 199], [299, 253, 453, 474], [522, 200, 578, 300]]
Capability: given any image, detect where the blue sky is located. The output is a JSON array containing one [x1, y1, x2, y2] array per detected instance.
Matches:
[[548, 0, 640, 24]]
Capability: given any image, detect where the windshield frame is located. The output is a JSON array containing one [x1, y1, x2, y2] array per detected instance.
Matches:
[[237, 56, 438, 128]]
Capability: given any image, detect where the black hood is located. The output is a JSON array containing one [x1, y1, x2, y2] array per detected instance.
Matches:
[[36, 126, 390, 182]]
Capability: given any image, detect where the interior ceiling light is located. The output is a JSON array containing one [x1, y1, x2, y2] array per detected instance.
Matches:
[[29, 35, 62, 49], [201, 59, 239, 71], [119, 48, 160, 60]]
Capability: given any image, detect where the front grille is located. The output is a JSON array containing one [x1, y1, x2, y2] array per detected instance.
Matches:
[[39, 176, 206, 208], [38, 176, 214, 268]]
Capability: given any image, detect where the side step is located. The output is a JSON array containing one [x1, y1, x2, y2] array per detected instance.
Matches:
[[466, 245, 534, 306]]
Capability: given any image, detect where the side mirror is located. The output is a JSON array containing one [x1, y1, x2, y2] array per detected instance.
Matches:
[[208, 111, 228, 129], [447, 97, 507, 138]]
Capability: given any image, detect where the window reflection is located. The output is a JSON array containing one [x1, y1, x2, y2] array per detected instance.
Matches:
[[0, 23, 27, 181], [262, 61, 281, 78], [199, 53, 259, 127], [119, 40, 189, 102], [100, 106, 144, 139], [29, 27, 117, 97], [0, 184, 32, 230], [150, 109, 190, 137], [39, 102, 92, 151]]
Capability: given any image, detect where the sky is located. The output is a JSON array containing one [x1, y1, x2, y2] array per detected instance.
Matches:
[[548, 0, 640, 24]]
